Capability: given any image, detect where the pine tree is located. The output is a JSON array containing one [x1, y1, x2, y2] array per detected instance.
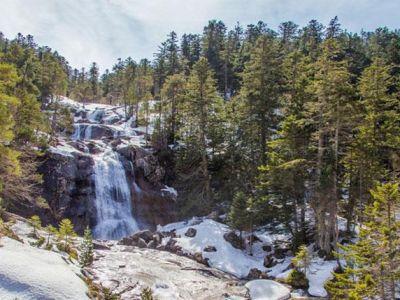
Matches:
[[29, 215, 41, 236], [228, 191, 249, 237], [89, 62, 100, 101], [292, 245, 311, 276], [308, 39, 353, 256], [343, 57, 397, 231], [58, 218, 76, 251], [287, 244, 311, 288], [79, 227, 94, 267], [160, 73, 186, 144], [0, 60, 20, 198], [45, 224, 57, 248], [179, 57, 224, 208], [257, 50, 312, 247], [239, 34, 282, 166], [326, 182, 400, 299], [140, 287, 154, 300]]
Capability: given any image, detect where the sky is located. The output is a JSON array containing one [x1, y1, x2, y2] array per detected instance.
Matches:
[[1, 0, 399, 71]]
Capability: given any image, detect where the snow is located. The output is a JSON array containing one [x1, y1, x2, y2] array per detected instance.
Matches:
[[306, 258, 337, 297], [0, 237, 88, 300], [48, 141, 81, 158], [267, 256, 337, 298], [159, 219, 265, 278], [161, 185, 178, 198], [245, 280, 290, 300], [89, 243, 248, 299]]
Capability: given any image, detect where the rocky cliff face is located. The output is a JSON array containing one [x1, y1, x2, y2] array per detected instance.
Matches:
[[39, 97, 177, 235]]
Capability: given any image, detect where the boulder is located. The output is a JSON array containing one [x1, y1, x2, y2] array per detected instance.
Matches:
[[153, 232, 163, 244], [118, 236, 137, 247], [274, 248, 289, 259], [223, 231, 244, 250], [137, 238, 148, 248], [185, 227, 197, 238], [245, 279, 291, 300], [93, 241, 111, 250], [203, 245, 217, 252], [262, 245, 272, 252], [193, 252, 210, 266], [147, 240, 156, 249], [131, 230, 154, 243], [165, 238, 181, 253], [264, 255, 277, 268], [247, 268, 263, 280]]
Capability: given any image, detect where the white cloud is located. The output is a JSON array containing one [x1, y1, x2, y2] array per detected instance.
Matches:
[[1, 0, 399, 70]]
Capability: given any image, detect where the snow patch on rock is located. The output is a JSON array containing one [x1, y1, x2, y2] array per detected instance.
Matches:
[[245, 279, 290, 300]]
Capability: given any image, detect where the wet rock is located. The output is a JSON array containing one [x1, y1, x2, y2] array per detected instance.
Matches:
[[152, 232, 163, 244], [193, 252, 210, 266], [223, 231, 244, 250], [131, 230, 154, 243], [264, 255, 277, 268], [137, 238, 148, 249], [247, 268, 263, 280], [203, 246, 217, 252], [165, 238, 182, 253], [119, 236, 136, 247], [147, 240, 156, 249], [274, 248, 287, 259], [93, 241, 111, 250], [246, 234, 261, 243], [185, 228, 197, 238], [262, 245, 272, 252], [37, 148, 95, 234]]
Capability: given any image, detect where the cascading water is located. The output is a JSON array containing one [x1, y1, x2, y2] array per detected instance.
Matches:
[[92, 149, 139, 240], [70, 104, 140, 239]]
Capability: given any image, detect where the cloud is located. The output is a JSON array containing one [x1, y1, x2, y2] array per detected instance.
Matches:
[[1, 0, 399, 70]]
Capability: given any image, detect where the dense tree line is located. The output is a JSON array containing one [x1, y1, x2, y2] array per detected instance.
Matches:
[[1, 17, 400, 298]]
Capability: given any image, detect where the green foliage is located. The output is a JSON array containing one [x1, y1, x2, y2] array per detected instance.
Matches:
[[287, 269, 309, 289], [29, 215, 41, 236], [326, 183, 400, 299], [44, 224, 57, 249], [30, 235, 45, 248], [79, 227, 94, 267], [292, 245, 311, 275], [228, 191, 250, 233], [140, 287, 155, 300], [58, 218, 76, 251]]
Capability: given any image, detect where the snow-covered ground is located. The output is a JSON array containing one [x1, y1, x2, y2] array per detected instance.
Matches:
[[89, 243, 248, 300], [159, 218, 266, 278], [159, 218, 337, 298], [0, 236, 88, 300]]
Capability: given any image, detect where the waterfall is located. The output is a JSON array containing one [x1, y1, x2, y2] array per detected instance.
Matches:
[[71, 124, 93, 140], [92, 149, 139, 240]]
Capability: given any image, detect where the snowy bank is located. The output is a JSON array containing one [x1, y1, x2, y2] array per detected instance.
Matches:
[[0, 237, 88, 300], [159, 218, 265, 278]]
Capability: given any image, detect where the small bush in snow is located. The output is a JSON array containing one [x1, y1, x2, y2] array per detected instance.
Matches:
[[29, 215, 41, 237], [79, 227, 94, 267], [140, 287, 154, 300]]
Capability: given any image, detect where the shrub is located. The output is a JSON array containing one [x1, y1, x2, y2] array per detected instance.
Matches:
[[79, 227, 94, 267], [28, 215, 41, 237], [140, 287, 154, 300], [287, 268, 309, 289]]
